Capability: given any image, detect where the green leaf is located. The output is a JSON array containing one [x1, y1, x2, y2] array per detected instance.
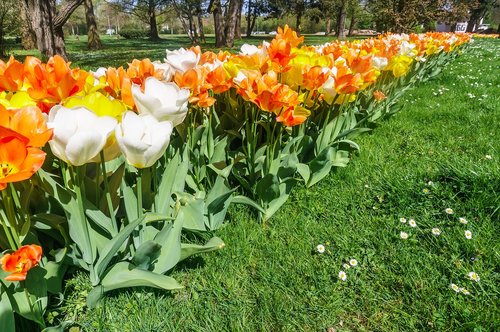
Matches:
[[231, 195, 266, 214], [205, 176, 236, 230], [0, 289, 15, 332], [87, 262, 183, 308], [153, 213, 183, 274], [155, 149, 188, 215], [256, 174, 280, 203], [263, 178, 297, 221], [180, 237, 225, 261], [37, 169, 95, 264], [296, 163, 310, 183], [175, 194, 206, 231], [94, 213, 170, 284], [41, 321, 75, 332], [121, 181, 138, 222], [44, 261, 67, 295], [131, 241, 161, 270], [307, 147, 335, 187]]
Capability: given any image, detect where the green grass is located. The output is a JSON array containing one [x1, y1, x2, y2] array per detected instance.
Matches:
[[5, 34, 339, 70], [53, 39, 500, 331]]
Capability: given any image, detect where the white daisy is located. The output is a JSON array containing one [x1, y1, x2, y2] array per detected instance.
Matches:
[[343, 263, 351, 269], [400, 217, 407, 224], [400, 231, 409, 239], [485, 155, 492, 160], [459, 217, 468, 224], [409, 219, 417, 228], [349, 259, 358, 267], [467, 272, 480, 282], [316, 244, 325, 254], [464, 230, 472, 240], [460, 288, 470, 295], [432, 228, 442, 236], [445, 208, 454, 215], [338, 270, 347, 281], [450, 283, 460, 293]]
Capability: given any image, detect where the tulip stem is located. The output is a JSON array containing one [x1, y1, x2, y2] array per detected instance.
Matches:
[[0, 210, 17, 249], [137, 168, 143, 218], [100, 152, 118, 233], [0, 190, 21, 248]]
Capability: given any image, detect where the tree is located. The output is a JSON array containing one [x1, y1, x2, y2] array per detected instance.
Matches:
[[466, 0, 496, 31], [336, 0, 347, 38], [84, 0, 102, 49], [20, 0, 84, 59], [110, 0, 168, 39], [0, 0, 19, 57], [208, 0, 243, 47]]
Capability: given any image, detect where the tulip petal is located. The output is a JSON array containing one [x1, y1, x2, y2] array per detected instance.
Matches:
[[66, 131, 106, 166]]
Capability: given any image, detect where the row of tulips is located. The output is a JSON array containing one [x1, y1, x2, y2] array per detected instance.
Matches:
[[0, 26, 471, 330]]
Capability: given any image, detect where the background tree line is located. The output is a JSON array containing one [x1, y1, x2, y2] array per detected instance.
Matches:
[[0, 0, 498, 59]]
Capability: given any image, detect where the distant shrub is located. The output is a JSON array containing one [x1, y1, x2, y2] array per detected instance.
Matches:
[[119, 29, 149, 39]]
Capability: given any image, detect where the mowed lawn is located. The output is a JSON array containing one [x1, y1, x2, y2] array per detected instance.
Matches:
[[41, 38, 500, 331], [8, 34, 339, 69]]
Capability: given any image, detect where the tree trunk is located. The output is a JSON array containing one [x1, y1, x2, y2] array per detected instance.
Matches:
[[22, 0, 83, 59], [246, 0, 252, 37], [197, 10, 205, 43], [148, 0, 160, 39], [20, 0, 37, 50], [224, 0, 241, 47], [326, 17, 332, 34], [348, 14, 356, 36], [235, 0, 243, 39], [84, 0, 102, 50], [210, 0, 225, 47], [336, 0, 347, 39], [295, 0, 304, 34]]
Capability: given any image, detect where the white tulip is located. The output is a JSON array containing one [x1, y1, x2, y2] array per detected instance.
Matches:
[[47, 106, 117, 166], [115, 111, 173, 168], [372, 56, 388, 70], [132, 77, 190, 126], [152, 61, 174, 81], [165, 48, 199, 73]]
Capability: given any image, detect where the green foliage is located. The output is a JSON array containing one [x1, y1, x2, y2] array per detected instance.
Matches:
[[118, 29, 149, 39]]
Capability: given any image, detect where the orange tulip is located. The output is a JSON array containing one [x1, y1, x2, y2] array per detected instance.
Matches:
[[0, 56, 24, 92], [0, 244, 42, 281], [373, 90, 387, 101], [0, 105, 53, 148], [0, 126, 46, 191]]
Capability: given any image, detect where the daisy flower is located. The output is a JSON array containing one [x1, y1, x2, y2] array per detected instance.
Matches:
[[467, 272, 480, 282], [445, 208, 454, 215], [316, 244, 325, 254], [409, 219, 417, 227], [459, 217, 468, 224], [450, 283, 460, 293], [400, 231, 409, 239], [432, 228, 442, 236], [400, 217, 407, 224], [349, 259, 358, 267], [485, 155, 492, 160], [338, 271, 347, 281], [343, 263, 351, 270], [460, 288, 471, 295], [422, 188, 430, 194], [464, 230, 472, 240]]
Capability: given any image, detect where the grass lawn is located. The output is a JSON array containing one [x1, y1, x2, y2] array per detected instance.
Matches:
[[6, 34, 339, 70], [50, 39, 500, 331]]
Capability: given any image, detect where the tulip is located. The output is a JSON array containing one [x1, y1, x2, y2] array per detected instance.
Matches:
[[165, 48, 200, 73], [47, 106, 117, 166], [0, 244, 42, 281], [131, 77, 189, 127], [0, 126, 46, 190], [115, 111, 173, 168]]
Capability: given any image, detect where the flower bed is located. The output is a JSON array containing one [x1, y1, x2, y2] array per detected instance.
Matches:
[[0, 26, 471, 330]]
